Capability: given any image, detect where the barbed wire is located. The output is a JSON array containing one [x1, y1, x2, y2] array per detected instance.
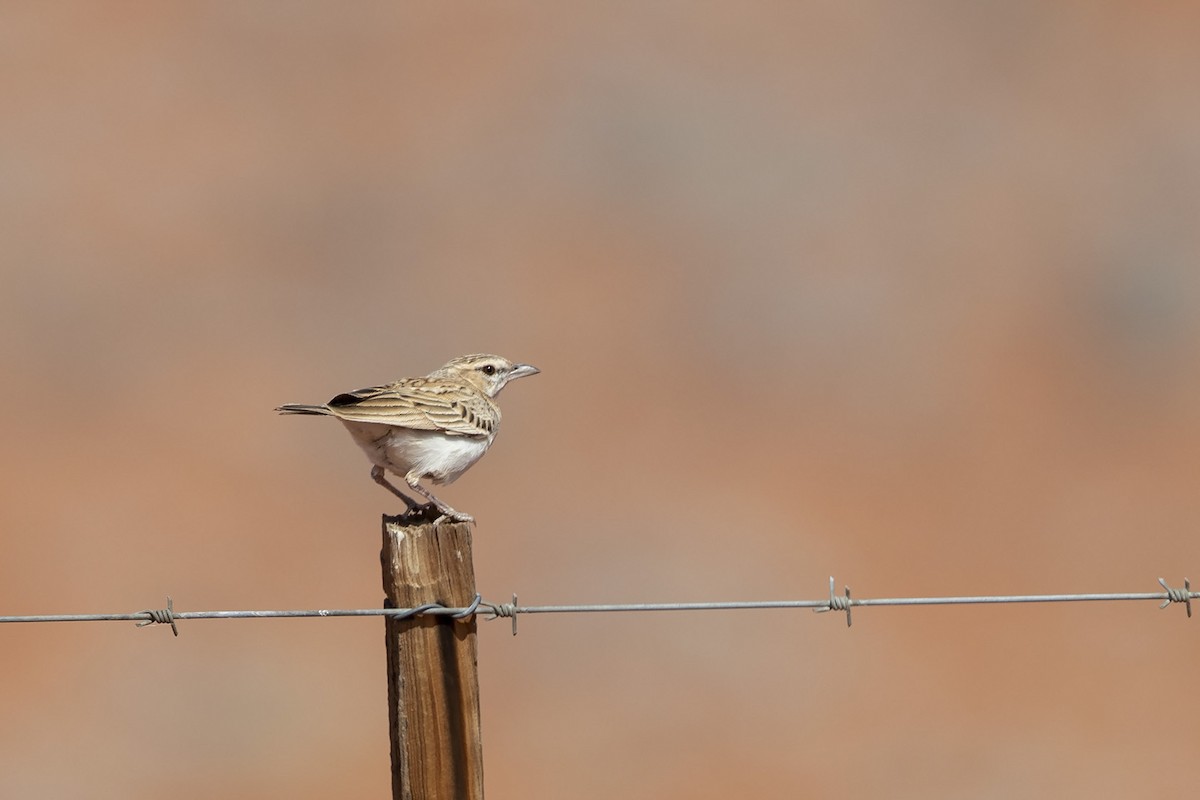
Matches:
[[0, 577, 1191, 636]]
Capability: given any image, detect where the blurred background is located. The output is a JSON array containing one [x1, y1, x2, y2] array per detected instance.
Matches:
[[2, 2, 1199, 798]]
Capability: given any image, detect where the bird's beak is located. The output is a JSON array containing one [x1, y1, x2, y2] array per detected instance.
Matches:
[[509, 364, 540, 380]]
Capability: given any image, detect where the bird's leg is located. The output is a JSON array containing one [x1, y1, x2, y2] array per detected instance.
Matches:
[[371, 466, 422, 510], [405, 472, 474, 524]]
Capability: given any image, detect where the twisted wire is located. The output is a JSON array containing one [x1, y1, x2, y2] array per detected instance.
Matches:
[[1159, 577, 1192, 617], [136, 596, 178, 637], [1, 577, 1194, 636]]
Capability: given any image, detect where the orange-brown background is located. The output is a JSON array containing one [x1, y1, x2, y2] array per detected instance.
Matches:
[[2, 3, 1198, 798]]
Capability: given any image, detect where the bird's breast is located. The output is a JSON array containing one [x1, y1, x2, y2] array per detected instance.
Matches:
[[382, 428, 494, 484]]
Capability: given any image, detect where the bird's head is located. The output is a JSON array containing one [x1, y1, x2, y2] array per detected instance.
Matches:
[[435, 354, 540, 397]]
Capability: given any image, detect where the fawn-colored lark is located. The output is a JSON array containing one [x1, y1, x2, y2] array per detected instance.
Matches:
[[277, 354, 539, 523]]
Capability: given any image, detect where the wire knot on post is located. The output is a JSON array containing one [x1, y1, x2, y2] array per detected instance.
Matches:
[[382, 596, 483, 623], [1158, 577, 1193, 618], [813, 577, 853, 627], [137, 596, 179, 636], [451, 594, 483, 622]]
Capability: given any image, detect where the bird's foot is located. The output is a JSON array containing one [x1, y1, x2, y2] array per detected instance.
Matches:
[[403, 477, 474, 524], [396, 502, 473, 525], [433, 506, 475, 525]]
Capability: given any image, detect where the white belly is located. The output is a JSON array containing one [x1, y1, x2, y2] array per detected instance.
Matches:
[[342, 421, 493, 485]]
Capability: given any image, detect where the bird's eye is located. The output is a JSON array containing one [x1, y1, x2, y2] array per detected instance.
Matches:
[[480, 364, 497, 376]]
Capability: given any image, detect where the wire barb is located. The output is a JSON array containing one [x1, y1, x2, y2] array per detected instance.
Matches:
[[813, 577, 853, 627], [137, 596, 179, 637], [1157, 577, 1193, 617], [484, 593, 519, 636]]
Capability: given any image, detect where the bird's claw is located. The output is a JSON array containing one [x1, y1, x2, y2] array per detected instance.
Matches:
[[433, 509, 474, 525], [399, 502, 473, 526]]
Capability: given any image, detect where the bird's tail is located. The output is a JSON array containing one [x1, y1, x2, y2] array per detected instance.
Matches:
[[275, 403, 332, 416]]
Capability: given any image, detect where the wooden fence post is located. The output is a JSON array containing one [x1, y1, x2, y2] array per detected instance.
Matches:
[[381, 515, 484, 800]]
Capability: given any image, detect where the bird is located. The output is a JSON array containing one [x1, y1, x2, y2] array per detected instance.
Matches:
[[276, 354, 539, 524]]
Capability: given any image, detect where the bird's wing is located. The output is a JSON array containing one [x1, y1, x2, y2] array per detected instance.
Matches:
[[324, 378, 496, 437]]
